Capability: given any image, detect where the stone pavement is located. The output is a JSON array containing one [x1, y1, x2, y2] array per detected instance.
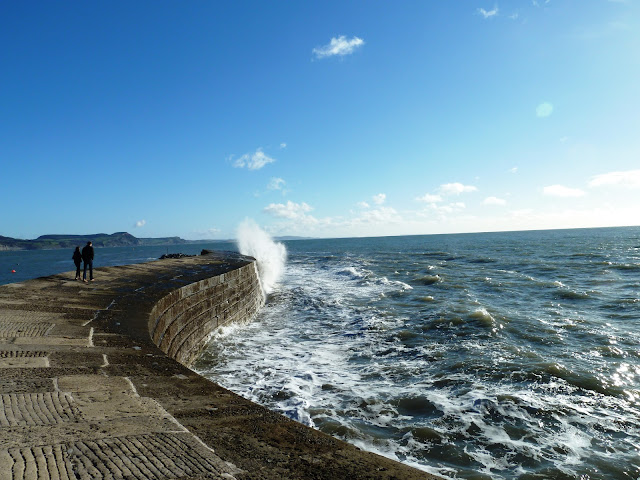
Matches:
[[0, 255, 439, 480]]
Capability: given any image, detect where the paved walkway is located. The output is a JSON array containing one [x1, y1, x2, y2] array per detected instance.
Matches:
[[0, 256, 439, 480]]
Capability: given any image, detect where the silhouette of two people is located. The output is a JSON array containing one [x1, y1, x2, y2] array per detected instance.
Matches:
[[72, 241, 95, 282]]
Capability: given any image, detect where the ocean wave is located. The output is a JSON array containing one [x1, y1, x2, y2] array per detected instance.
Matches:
[[415, 274, 441, 285], [467, 257, 496, 264], [555, 289, 591, 300], [610, 263, 640, 271], [467, 308, 495, 328], [336, 266, 369, 279], [416, 295, 435, 302]]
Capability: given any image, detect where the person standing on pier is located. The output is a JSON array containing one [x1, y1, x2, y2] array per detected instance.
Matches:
[[72, 246, 83, 280], [82, 241, 94, 282]]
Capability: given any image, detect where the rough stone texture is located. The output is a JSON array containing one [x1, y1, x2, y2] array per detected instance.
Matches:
[[0, 252, 440, 479]]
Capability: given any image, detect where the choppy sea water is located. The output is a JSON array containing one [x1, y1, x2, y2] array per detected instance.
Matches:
[[194, 227, 640, 479]]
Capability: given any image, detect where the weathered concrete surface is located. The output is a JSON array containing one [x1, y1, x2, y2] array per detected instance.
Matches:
[[0, 252, 441, 479]]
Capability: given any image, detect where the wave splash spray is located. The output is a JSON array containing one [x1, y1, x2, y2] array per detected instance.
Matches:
[[236, 219, 287, 295]]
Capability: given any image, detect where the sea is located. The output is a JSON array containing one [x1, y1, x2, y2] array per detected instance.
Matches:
[[2, 226, 639, 479]]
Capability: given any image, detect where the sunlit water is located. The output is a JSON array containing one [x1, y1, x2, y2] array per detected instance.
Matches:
[[194, 227, 640, 479], [2, 228, 639, 479]]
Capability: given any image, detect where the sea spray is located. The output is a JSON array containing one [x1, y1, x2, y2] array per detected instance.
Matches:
[[236, 219, 287, 294]]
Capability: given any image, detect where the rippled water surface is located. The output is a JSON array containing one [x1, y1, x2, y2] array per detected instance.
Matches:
[[195, 227, 640, 479]]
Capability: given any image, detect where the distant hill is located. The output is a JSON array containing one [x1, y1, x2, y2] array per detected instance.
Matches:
[[0, 232, 314, 251], [0, 232, 209, 251]]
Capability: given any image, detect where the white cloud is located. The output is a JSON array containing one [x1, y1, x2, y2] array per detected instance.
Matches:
[[372, 193, 386, 205], [313, 35, 364, 59], [280, 143, 287, 149], [357, 201, 370, 208], [536, 102, 554, 118], [359, 206, 399, 223], [439, 182, 478, 195], [134, 220, 146, 228], [510, 167, 518, 174], [267, 177, 286, 191], [478, 5, 499, 18], [233, 148, 275, 170], [543, 184, 586, 197], [263, 201, 314, 220], [588, 169, 640, 188], [483, 196, 507, 206], [422, 202, 467, 217], [416, 193, 443, 203]]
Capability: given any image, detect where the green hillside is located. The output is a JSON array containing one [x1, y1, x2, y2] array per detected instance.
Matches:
[[0, 232, 194, 251]]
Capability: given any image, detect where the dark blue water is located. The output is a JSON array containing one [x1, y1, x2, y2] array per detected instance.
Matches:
[[2, 227, 639, 479]]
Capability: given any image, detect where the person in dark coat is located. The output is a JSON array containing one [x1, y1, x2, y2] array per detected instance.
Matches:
[[72, 246, 83, 280], [82, 241, 94, 282]]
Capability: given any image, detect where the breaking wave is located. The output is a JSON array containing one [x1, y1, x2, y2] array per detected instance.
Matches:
[[236, 219, 286, 295]]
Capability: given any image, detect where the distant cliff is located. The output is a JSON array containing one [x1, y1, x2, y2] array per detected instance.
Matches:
[[0, 232, 202, 251]]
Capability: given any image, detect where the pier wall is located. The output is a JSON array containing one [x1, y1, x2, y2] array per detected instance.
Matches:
[[148, 262, 264, 366], [0, 252, 437, 479]]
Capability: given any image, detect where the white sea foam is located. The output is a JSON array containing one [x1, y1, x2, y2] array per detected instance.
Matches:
[[337, 266, 367, 279], [236, 219, 287, 294]]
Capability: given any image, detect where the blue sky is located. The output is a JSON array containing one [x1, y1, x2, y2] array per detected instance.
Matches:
[[1, 1, 639, 240]]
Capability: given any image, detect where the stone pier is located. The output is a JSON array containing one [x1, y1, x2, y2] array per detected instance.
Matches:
[[0, 252, 439, 479]]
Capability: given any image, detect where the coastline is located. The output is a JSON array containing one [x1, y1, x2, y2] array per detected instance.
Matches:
[[0, 252, 439, 479]]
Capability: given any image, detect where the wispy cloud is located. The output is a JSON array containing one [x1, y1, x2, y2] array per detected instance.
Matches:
[[416, 193, 443, 203], [280, 143, 287, 149], [359, 206, 399, 223], [263, 201, 315, 221], [510, 167, 518, 174], [134, 220, 146, 228], [190, 227, 221, 239], [589, 169, 640, 188], [439, 182, 478, 195], [536, 102, 554, 117], [232, 148, 275, 170], [422, 202, 467, 217], [477, 5, 499, 19], [372, 193, 386, 205], [483, 196, 507, 206], [543, 184, 585, 197], [313, 35, 364, 59], [267, 177, 286, 191]]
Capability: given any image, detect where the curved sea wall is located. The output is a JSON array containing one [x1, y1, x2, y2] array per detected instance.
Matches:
[[0, 252, 439, 479], [149, 261, 264, 366]]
